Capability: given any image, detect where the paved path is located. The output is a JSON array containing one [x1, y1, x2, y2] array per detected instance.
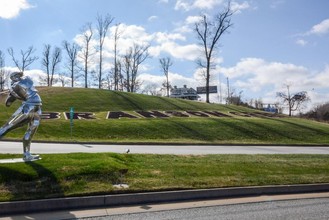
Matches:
[[0, 141, 329, 155], [2, 192, 329, 219], [77, 197, 329, 220]]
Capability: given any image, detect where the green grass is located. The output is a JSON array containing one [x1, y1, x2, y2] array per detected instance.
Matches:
[[0, 153, 328, 202], [1, 87, 329, 144], [37, 87, 245, 112], [33, 117, 329, 144], [0, 88, 328, 202]]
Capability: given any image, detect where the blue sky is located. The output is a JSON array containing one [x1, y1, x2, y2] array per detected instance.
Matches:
[[1, 0, 329, 112]]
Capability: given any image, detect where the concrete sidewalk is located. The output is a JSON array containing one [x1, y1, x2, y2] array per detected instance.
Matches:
[[1, 141, 329, 155], [1, 183, 329, 216]]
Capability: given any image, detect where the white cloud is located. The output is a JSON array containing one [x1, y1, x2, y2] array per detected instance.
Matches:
[[24, 69, 47, 84], [175, 0, 224, 11], [175, 0, 191, 11], [76, 23, 152, 58], [220, 58, 310, 93], [270, 0, 285, 9], [138, 72, 198, 92], [174, 0, 250, 12], [153, 32, 186, 44], [308, 18, 329, 35], [217, 58, 329, 110], [307, 65, 329, 89], [119, 24, 153, 43], [185, 15, 202, 25], [174, 2, 250, 33], [296, 39, 308, 46], [109, 24, 199, 61], [172, 16, 201, 34], [193, 0, 224, 10], [148, 15, 158, 22], [74, 22, 202, 78], [231, 1, 250, 13], [111, 24, 199, 61], [0, 0, 33, 19], [150, 41, 201, 60]]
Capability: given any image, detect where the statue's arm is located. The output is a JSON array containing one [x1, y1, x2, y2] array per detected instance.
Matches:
[[5, 94, 16, 107]]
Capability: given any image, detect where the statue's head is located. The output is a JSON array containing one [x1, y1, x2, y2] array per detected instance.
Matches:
[[10, 72, 23, 82]]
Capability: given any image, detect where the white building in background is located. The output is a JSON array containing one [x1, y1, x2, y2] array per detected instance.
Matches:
[[170, 85, 200, 100]]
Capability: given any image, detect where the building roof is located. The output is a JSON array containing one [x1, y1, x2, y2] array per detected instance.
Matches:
[[170, 85, 199, 100]]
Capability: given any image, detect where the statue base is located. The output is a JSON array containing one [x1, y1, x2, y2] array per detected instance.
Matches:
[[113, 184, 129, 189], [0, 158, 42, 163]]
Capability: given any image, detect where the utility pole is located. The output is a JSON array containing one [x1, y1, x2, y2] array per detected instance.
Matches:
[[219, 74, 222, 104], [226, 77, 230, 104]]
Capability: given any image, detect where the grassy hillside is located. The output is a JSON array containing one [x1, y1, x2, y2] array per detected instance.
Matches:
[[0, 87, 329, 145], [1, 153, 328, 202], [38, 87, 246, 112]]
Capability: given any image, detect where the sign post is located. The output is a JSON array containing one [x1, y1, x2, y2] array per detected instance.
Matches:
[[70, 107, 74, 139], [196, 86, 218, 94]]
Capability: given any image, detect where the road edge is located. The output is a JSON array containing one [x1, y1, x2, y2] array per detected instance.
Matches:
[[1, 183, 329, 216]]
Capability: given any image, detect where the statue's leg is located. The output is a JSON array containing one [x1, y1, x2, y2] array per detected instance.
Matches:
[[0, 105, 28, 138], [23, 113, 40, 153], [22, 106, 41, 161]]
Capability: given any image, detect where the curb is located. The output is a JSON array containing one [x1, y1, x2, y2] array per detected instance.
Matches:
[[4, 139, 329, 147], [1, 183, 329, 215]]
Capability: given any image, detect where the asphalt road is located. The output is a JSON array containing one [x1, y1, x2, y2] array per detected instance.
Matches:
[[78, 197, 329, 220], [0, 141, 329, 155], [3, 193, 329, 220]]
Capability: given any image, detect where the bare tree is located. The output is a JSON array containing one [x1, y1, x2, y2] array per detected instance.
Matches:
[[116, 61, 124, 91], [159, 57, 173, 97], [41, 44, 51, 86], [0, 50, 7, 91], [7, 46, 39, 72], [103, 72, 112, 90], [57, 73, 68, 87], [50, 47, 62, 86], [113, 23, 123, 90], [79, 22, 94, 88], [254, 98, 264, 110], [96, 13, 114, 89], [304, 102, 329, 121], [63, 40, 80, 87], [277, 84, 310, 116], [122, 50, 132, 92], [194, 1, 233, 103], [122, 44, 150, 92], [227, 89, 243, 105], [41, 44, 62, 86], [142, 83, 159, 96]]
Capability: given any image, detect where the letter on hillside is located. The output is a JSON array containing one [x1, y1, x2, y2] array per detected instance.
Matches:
[[136, 111, 169, 118], [186, 111, 209, 117], [107, 111, 139, 119], [164, 111, 190, 117], [202, 111, 231, 117], [229, 112, 251, 117], [64, 112, 96, 120], [41, 112, 61, 119]]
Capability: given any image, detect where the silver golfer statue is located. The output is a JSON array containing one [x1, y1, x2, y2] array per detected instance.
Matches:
[[0, 72, 42, 161]]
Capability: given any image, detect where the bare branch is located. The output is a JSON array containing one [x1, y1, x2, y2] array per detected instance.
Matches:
[[96, 13, 114, 89], [79, 22, 94, 88], [277, 86, 310, 116], [194, 1, 233, 103], [42, 44, 51, 85], [122, 43, 150, 92], [63, 40, 80, 87], [159, 57, 173, 97]]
